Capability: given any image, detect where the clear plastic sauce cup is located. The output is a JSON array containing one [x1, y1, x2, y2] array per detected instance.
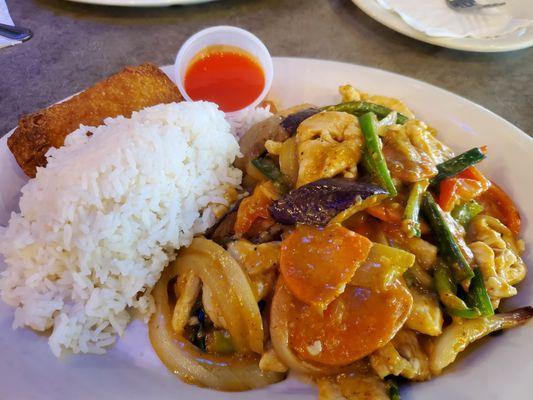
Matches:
[[175, 26, 273, 116]]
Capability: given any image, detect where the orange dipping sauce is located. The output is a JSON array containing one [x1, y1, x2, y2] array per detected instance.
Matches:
[[184, 45, 265, 113]]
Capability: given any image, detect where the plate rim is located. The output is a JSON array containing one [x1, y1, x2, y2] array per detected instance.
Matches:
[[352, 0, 533, 52]]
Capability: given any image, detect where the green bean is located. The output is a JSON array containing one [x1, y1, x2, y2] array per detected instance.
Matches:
[[359, 112, 397, 196], [323, 101, 409, 124], [421, 193, 474, 283], [402, 180, 429, 238], [431, 147, 487, 187]]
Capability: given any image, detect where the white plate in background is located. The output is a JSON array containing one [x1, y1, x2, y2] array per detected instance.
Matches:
[[352, 0, 533, 52], [65, 0, 217, 7], [0, 57, 532, 399]]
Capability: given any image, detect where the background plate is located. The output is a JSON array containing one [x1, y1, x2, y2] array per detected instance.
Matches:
[[0, 57, 532, 399], [352, 0, 533, 52], [65, 0, 217, 7]]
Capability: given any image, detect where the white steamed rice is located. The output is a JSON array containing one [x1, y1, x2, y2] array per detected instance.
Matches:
[[227, 105, 273, 139], [0, 101, 243, 356]]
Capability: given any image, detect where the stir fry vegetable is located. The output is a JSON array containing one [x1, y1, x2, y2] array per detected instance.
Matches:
[[235, 181, 279, 236], [476, 181, 521, 236], [402, 180, 429, 238], [207, 330, 235, 355], [386, 380, 401, 400], [421, 193, 474, 283], [437, 166, 490, 212], [452, 200, 484, 227], [466, 268, 494, 317], [431, 147, 487, 187], [280, 224, 372, 310], [367, 201, 404, 223], [278, 283, 412, 366], [434, 258, 493, 319], [323, 101, 409, 124], [434, 262, 480, 319], [269, 178, 387, 226], [251, 156, 290, 194], [280, 108, 320, 134], [350, 243, 415, 290], [359, 112, 398, 196]]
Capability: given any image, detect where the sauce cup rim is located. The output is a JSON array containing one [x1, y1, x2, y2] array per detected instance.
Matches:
[[174, 25, 274, 117]]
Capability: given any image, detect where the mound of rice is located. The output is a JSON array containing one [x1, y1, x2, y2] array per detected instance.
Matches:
[[226, 105, 273, 139], [0, 101, 242, 356]]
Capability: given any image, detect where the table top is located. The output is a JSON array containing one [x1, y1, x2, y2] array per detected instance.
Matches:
[[1, 0, 532, 137]]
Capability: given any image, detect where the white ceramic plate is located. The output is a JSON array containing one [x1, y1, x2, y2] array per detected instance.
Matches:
[[0, 57, 532, 400], [352, 0, 533, 52], [65, 0, 217, 7]]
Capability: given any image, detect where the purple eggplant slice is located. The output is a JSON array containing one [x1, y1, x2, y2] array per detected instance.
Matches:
[[280, 108, 321, 135], [269, 178, 388, 226]]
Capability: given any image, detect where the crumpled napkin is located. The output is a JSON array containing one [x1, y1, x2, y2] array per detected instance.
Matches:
[[375, 0, 533, 38], [0, 0, 21, 49]]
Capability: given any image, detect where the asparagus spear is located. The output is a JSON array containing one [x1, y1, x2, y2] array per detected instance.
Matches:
[[434, 262, 480, 319], [359, 112, 398, 196], [251, 157, 290, 194], [431, 147, 487, 187], [451, 200, 484, 227], [323, 101, 409, 124], [402, 180, 429, 238], [421, 193, 474, 283], [466, 268, 494, 317]]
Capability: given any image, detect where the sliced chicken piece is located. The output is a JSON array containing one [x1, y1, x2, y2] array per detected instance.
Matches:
[[405, 288, 443, 336], [382, 120, 454, 183], [227, 239, 280, 301], [317, 372, 390, 400], [171, 271, 201, 334], [370, 329, 431, 381], [202, 285, 227, 329], [296, 111, 363, 187], [468, 214, 527, 308]]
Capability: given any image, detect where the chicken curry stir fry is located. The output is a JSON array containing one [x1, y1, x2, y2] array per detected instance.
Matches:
[[149, 86, 532, 398]]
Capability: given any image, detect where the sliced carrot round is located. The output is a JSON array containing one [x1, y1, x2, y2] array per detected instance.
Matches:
[[280, 224, 372, 310], [286, 284, 412, 366]]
